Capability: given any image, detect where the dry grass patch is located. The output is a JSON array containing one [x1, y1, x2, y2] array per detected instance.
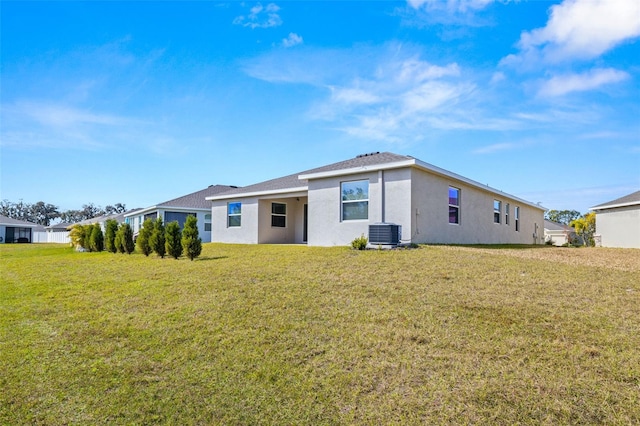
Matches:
[[1, 243, 639, 424]]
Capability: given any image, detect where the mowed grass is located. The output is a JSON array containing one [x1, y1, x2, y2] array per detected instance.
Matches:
[[1, 243, 639, 425]]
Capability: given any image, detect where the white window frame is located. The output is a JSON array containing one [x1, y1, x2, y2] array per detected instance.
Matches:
[[515, 206, 520, 232], [227, 202, 242, 228], [505, 203, 510, 226], [494, 200, 501, 224], [448, 186, 460, 225], [341, 179, 369, 221]]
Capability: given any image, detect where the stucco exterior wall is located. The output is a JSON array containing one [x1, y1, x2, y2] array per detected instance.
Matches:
[[258, 198, 307, 244], [211, 198, 260, 244], [410, 168, 544, 244], [596, 206, 640, 248]]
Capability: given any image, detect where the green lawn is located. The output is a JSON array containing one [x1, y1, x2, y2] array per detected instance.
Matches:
[[1, 243, 639, 425]]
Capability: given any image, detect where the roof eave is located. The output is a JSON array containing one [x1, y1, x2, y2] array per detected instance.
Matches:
[[590, 201, 640, 211], [298, 159, 417, 180], [206, 187, 309, 201]]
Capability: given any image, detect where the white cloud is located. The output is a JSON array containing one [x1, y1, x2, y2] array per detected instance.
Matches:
[[538, 68, 629, 97], [233, 3, 282, 29], [503, 0, 640, 67], [330, 87, 380, 105], [282, 33, 303, 48]]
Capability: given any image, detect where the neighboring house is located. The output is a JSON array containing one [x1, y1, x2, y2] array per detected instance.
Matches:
[[73, 209, 142, 232], [124, 185, 238, 243], [590, 190, 640, 249], [544, 219, 578, 246], [206, 152, 546, 246], [0, 215, 41, 243]]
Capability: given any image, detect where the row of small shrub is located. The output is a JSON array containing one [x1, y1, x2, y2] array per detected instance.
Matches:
[[69, 216, 202, 260]]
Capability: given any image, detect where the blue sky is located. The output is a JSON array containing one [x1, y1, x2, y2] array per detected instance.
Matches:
[[2, 0, 639, 214]]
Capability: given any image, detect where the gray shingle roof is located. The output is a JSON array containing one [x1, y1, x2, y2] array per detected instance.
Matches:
[[0, 215, 40, 227], [157, 184, 239, 209], [544, 219, 573, 231], [212, 152, 411, 197], [592, 190, 640, 210]]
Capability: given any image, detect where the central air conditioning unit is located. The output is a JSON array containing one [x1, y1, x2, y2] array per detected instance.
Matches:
[[368, 223, 401, 246]]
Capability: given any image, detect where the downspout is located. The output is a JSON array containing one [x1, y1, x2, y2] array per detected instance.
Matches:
[[379, 169, 385, 223]]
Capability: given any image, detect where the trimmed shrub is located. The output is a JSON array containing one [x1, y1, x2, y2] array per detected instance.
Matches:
[[181, 215, 202, 261], [351, 234, 368, 250], [137, 218, 154, 256], [122, 223, 135, 254], [89, 223, 104, 252], [115, 223, 135, 254], [114, 224, 125, 253], [165, 221, 183, 260], [104, 219, 118, 253], [150, 217, 166, 258]]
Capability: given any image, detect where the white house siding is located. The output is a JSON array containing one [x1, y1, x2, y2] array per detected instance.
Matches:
[[410, 168, 544, 245], [596, 206, 640, 248]]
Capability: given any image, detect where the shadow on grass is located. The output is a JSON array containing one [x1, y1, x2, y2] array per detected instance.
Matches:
[[195, 256, 229, 261]]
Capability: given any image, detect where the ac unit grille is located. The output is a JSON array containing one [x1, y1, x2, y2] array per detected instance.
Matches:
[[368, 223, 400, 245]]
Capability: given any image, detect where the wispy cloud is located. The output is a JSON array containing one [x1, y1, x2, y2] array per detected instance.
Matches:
[[233, 3, 282, 29], [473, 143, 517, 154], [538, 68, 629, 97], [407, 0, 494, 13], [502, 0, 640, 68], [282, 32, 303, 48], [0, 101, 140, 150]]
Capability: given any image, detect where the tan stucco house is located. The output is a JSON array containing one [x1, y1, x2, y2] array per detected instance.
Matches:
[[206, 152, 546, 247], [591, 190, 640, 248]]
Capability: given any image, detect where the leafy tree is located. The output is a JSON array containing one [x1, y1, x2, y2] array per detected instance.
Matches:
[[104, 219, 119, 253], [165, 221, 183, 259], [137, 218, 154, 256], [60, 209, 85, 223], [545, 209, 581, 225], [181, 215, 202, 261], [571, 213, 596, 247], [150, 217, 166, 258], [30, 201, 60, 225], [89, 223, 104, 252], [105, 203, 127, 214]]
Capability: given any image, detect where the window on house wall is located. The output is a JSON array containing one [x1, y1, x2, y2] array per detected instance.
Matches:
[[494, 200, 501, 224], [204, 214, 212, 232], [341, 180, 369, 221], [228, 202, 241, 227], [144, 212, 157, 222], [515, 206, 520, 231], [449, 187, 460, 224], [505, 203, 510, 225], [271, 203, 286, 227]]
